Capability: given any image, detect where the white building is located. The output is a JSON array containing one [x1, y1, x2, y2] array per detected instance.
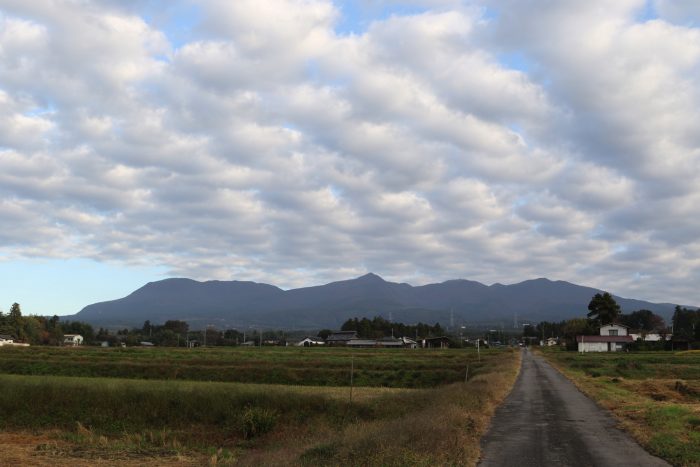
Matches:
[[63, 334, 84, 346], [628, 332, 668, 342], [577, 324, 633, 352], [541, 337, 559, 347], [296, 337, 325, 346]]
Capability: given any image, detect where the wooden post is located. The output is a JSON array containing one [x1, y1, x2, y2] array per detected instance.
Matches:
[[465, 364, 469, 383]]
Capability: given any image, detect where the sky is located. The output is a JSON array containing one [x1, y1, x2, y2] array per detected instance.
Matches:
[[1, 0, 700, 316]]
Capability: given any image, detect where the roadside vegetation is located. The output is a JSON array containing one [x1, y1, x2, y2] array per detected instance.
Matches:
[[0, 346, 520, 465], [542, 349, 700, 466]]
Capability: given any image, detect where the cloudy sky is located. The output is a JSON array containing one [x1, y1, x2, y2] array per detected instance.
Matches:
[[1, 0, 699, 316]]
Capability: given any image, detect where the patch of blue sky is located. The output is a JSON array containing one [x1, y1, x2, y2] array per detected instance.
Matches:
[[480, 5, 499, 21], [0, 258, 167, 316], [507, 123, 524, 134], [24, 103, 56, 117], [511, 196, 528, 208], [636, 0, 658, 22], [141, 1, 202, 50], [334, 1, 433, 36], [497, 51, 532, 74]]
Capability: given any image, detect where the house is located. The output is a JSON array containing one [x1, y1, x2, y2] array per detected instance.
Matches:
[[541, 337, 558, 347], [577, 324, 633, 352], [296, 337, 325, 346], [63, 334, 84, 346], [326, 331, 359, 346], [0, 334, 14, 346]]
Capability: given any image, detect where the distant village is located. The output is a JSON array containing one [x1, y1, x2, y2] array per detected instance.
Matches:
[[1, 294, 699, 351]]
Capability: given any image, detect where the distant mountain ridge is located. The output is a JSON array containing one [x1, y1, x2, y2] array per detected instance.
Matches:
[[71, 273, 684, 330]]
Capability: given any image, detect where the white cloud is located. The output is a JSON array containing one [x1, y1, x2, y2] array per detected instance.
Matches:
[[0, 0, 699, 306]]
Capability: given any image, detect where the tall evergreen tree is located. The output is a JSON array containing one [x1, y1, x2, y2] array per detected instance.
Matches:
[[587, 292, 621, 325]]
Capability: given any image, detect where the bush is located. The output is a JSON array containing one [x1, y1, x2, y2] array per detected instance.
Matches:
[[240, 406, 277, 439]]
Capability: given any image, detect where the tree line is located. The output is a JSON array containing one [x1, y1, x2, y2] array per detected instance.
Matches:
[[0, 303, 95, 345], [339, 316, 444, 339], [523, 292, 700, 349]]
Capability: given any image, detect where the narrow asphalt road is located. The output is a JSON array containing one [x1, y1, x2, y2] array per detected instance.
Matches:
[[478, 349, 670, 467]]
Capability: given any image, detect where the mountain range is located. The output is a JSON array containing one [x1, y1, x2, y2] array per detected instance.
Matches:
[[70, 273, 683, 330]]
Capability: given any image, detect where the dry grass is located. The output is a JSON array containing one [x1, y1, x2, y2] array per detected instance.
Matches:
[[0, 349, 521, 466], [0, 430, 203, 466], [273, 348, 521, 467]]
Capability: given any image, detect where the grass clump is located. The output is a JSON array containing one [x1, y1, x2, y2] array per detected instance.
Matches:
[[239, 406, 278, 439]]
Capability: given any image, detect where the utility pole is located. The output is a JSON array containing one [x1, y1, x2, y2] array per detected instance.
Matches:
[[349, 351, 355, 403]]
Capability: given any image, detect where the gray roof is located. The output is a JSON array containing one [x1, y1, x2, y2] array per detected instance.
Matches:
[[327, 331, 358, 341]]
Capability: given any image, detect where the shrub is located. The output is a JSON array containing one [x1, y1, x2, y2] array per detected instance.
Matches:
[[239, 406, 277, 439]]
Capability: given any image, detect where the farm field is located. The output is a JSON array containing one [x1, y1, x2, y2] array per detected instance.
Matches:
[[0, 345, 501, 387], [0, 346, 520, 466], [542, 349, 700, 467]]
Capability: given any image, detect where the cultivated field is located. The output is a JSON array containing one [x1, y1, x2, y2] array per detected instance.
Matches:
[[542, 349, 700, 466], [0, 346, 520, 466]]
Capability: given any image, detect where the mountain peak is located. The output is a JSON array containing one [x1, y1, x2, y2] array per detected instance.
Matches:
[[356, 272, 385, 282]]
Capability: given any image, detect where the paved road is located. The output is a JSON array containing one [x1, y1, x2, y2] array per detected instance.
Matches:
[[478, 349, 670, 467]]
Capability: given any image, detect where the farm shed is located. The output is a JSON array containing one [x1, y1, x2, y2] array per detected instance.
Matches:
[[63, 334, 83, 346], [346, 339, 380, 348], [422, 336, 450, 349], [326, 331, 359, 346]]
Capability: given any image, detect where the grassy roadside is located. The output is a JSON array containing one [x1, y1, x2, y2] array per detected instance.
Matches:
[[0, 349, 521, 466], [540, 350, 700, 467]]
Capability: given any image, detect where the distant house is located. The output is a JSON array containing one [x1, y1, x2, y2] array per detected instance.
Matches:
[[0, 334, 14, 346], [541, 337, 559, 347], [63, 334, 84, 346], [628, 332, 668, 342], [326, 331, 359, 346], [577, 324, 633, 352], [296, 337, 325, 347]]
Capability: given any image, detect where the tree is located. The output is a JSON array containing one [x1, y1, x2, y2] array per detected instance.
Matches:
[[587, 292, 621, 325], [672, 306, 699, 341], [619, 309, 665, 336], [164, 320, 188, 335]]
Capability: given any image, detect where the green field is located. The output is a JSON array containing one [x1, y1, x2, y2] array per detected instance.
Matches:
[[0, 346, 520, 466], [543, 350, 700, 467], [0, 345, 500, 388]]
